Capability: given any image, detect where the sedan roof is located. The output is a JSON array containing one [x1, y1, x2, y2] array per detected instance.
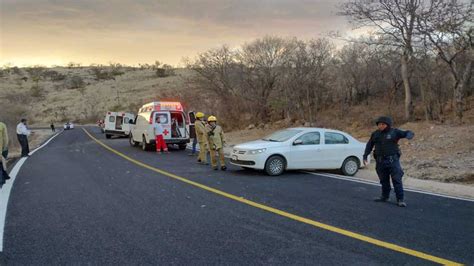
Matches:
[[289, 127, 347, 134]]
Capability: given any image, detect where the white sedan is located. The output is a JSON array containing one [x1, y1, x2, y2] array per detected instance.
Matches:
[[230, 127, 367, 176], [64, 122, 74, 130]]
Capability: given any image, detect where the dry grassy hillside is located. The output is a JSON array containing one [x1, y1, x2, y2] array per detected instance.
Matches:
[[0, 66, 194, 125]]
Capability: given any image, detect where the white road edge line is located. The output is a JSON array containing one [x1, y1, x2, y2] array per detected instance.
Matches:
[[0, 130, 63, 252], [305, 171, 474, 203]]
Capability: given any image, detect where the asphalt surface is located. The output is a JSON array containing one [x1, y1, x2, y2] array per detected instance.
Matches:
[[1, 126, 473, 265]]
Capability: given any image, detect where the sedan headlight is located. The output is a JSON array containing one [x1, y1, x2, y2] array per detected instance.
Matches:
[[248, 148, 267, 155]]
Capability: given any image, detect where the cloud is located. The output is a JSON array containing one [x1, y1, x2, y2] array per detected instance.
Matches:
[[0, 0, 350, 66]]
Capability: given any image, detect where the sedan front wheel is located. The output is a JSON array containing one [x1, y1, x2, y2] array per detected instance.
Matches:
[[265, 155, 286, 176]]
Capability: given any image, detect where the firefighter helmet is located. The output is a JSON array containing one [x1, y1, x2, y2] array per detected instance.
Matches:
[[196, 112, 205, 118]]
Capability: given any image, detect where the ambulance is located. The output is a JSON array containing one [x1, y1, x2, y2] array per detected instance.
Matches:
[[129, 101, 193, 151], [104, 111, 136, 139]]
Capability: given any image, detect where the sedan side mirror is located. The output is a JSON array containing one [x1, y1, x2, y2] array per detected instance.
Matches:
[[293, 139, 303, 146]]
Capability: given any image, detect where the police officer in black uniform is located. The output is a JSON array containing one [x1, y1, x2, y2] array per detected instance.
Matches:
[[363, 116, 414, 207]]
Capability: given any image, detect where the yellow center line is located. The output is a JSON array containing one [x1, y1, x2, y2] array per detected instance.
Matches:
[[82, 128, 462, 266]]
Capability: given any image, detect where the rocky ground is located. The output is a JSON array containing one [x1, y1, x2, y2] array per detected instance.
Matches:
[[400, 122, 474, 184]]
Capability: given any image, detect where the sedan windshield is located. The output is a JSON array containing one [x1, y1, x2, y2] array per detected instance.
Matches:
[[262, 129, 303, 142]]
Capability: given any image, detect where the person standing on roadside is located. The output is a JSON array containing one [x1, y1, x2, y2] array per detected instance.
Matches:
[[188, 122, 198, 156], [206, 116, 226, 171], [188, 135, 198, 156], [363, 116, 414, 207], [16, 118, 31, 157], [0, 121, 11, 188], [194, 112, 209, 164], [50, 122, 55, 132], [154, 116, 169, 154]]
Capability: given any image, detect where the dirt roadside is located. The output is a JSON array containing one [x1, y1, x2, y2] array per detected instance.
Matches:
[[4, 127, 57, 169]]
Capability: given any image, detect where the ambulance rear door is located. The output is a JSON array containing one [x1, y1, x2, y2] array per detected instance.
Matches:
[[121, 113, 135, 135], [105, 112, 117, 131], [154, 112, 171, 139]]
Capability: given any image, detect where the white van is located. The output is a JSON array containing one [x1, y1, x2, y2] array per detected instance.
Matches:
[[104, 112, 136, 139], [129, 102, 193, 151]]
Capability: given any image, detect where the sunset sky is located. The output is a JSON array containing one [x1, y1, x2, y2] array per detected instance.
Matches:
[[0, 0, 352, 67]]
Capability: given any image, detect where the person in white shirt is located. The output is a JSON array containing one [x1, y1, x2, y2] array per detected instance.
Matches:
[[16, 118, 31, 157], [154, 116, 169, 153]]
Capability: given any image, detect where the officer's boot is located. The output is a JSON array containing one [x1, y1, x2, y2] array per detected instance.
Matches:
[[374, 196, 388, 202], [221, 166, 227, 171], [397, 200, 407, 207]]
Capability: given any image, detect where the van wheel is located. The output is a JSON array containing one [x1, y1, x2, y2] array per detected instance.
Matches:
[[264, 155, 286, 176], [341, 157, 360, 176], [129, 134, 138, 147], [105, 134, 111, 139], [142, 136, 150, 151]]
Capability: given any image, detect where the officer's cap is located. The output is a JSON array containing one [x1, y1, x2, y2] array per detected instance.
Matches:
[[375, 116, 393, 127]]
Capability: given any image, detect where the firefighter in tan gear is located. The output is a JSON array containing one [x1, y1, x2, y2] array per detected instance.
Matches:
[[206, 116, 227, 171], [194, 112, 209, 164]]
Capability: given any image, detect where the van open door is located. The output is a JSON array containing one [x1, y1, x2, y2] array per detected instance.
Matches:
[[170, 112, 186, 138], [122, 116, 131, 135], [115, 116, 123, 130], [154, 112, 171, 139], [188, 112, 196, 124], [188, 111, 196, 139]]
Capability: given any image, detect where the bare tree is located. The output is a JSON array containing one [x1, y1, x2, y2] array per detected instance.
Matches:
[[282, 38, 334, 124], [186, 45, 247, 122], [238, 36, 293, 122], [187, 45, 240, 97], [417, 0, 473, 122], [340, 0, 427, 121], [183, 32, 465, 128]]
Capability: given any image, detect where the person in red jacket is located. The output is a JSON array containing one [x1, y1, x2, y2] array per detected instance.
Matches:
[[154, 116, 169, 154]]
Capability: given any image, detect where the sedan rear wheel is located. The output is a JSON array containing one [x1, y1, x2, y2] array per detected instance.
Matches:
[[341, 157, 359, 176], [265, 155, 285, 176]]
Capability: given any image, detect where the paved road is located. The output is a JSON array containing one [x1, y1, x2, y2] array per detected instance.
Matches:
[[1, 126, 473, 265]]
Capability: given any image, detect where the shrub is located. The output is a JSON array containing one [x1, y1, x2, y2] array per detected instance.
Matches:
[[30, 83, 44, 98], [90, 66, 115, 80], [153, 62, 175, 78], [64, 75, 85, 89], [109, 62, 125, 76], [11, 67, 22, 75], [24, 66, 45, 80], [42, 70, 66, 81]]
